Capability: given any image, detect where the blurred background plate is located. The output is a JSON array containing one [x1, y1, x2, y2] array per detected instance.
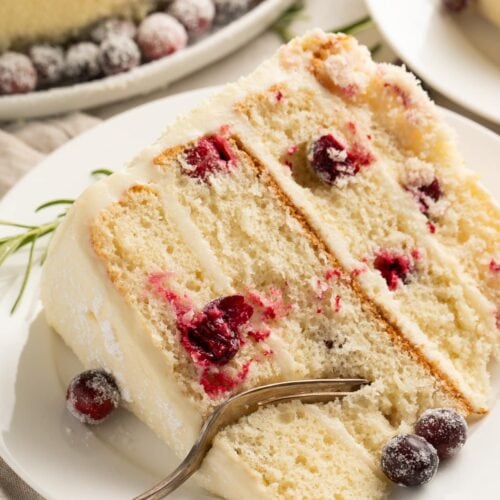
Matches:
[[366, 0, 500, 124], [0, 0, 293, 121]]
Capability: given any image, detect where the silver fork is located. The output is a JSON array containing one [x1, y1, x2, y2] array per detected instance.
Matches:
[[134, 378, 368, 500]]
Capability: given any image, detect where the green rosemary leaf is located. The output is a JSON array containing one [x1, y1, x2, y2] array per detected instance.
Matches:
[[91, 168, 114, 177], [331, 16, 373, 35], [272, 0, 306, 42], [35, 199, 74, 212], [10, 237, 36, 314], [0, 236, 25, 266], [0, 220, 37, 229], [370, 43, 382, 57]]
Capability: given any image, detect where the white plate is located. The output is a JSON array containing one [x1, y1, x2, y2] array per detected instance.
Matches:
[[0, 87, 499, 500], [366, 0, 500, 124], [0, 0, 293, 121]]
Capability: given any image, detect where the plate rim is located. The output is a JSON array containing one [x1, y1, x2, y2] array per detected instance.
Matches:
[[366, 0, 500, 125], [0, 86, 499, 499]]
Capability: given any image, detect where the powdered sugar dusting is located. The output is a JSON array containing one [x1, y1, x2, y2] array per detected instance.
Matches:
[[101, 319, 123, 361]]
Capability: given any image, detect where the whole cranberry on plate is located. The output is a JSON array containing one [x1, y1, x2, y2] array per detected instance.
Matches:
[[99, 35, 141, 76], [66, 369, 120, 424], [168, 0, 215, 37]]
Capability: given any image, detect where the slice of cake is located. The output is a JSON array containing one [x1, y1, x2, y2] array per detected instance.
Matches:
[[41, 30, 499, 498]]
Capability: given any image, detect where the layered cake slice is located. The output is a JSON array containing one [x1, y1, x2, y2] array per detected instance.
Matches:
[[41, 30, 499, 498]]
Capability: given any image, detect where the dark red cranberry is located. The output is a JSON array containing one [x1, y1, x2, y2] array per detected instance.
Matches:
[[381, 434, 439, 487], [183, 134, 237, 180], [419, 178, 442, 204], [415, 408, 467, 459], [137, 13, 188, 61], [168, 0, 215, 37], [184, 295, 253, 365], [308, 134, 373, 185], [98, 35, 141, 76], [373, 251, 411, 291], [214, 0, 253, 25], [0, 52, 37, 94], [66, 369, 120, 424], [442, 0, 469, 12], [64, 42, 101, 81], [90, 18, 137, 43], [29, 44, 64, 87]]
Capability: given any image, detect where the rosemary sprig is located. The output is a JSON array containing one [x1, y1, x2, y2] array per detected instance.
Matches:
[[0, 167, 114, 313], [272, 0, 306, 42], [331, 15, 373, 35]]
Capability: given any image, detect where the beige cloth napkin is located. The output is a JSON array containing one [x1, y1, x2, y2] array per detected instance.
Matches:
[[0, 112, 101, 500]]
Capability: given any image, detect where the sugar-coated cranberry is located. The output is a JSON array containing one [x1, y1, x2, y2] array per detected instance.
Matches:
[[183, 134, 236, 180], [137, 13, 188, 61], [168, 0, 215, 37], [381, 434, 439, 487], [0, 52, 37, 94], [184, 295, 253, 365], [373, 250, 411, 291], [214, 0, 253, 24], [90, 18, 137, 43], [65, 42, 101, 81], [29, 44, 64, 87], [98, 35, 141, 76], [442, 0, 469, 12], [415, 408, 467, 459], [66, 369, 120, 424]]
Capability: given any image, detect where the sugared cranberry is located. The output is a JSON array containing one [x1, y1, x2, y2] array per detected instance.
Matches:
[[381, 434, 439, 487], [415, 408, 467, 459], [137, 13, 188, 61], [214, 0, 253, 24], [182, 134, 236, 180], [29, 44, 64, 87], [98, 35, 141, 76], [168, 0, 215, 37], [66, 369, 120, 424], [442, 0, 469, 12], [90, 18, 137, 43], [64, 42, 101, 81], [373, 250, 411, 291], [184, 295, 253, 365], [308, 134, 372, 185], [0, 52, 37, 95]]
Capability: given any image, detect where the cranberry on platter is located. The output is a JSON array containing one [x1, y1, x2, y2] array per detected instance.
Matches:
[[66, 369, 120, 424], [64, 42, 101, 82], [99, 35, 141, 76], [214, 0, 253, 25], [29, 44, 65, 87], [415, 408, 467, 459], [137, 13, 188, 61], [168, 0, 216, 37], [0, 52, 37, 95], [90, 18, 137, 44], [381, 434, 439, 487]]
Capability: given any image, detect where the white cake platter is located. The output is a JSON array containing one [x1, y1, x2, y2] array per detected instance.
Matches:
[[0, 0, 294, 121], [0, 86, 499, 499], [366, 0, 500, 125]]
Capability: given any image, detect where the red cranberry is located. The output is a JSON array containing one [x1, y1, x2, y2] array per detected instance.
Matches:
[[415, 408, 467, 459], [214, 0, 253, 25], [0, 52, 37, 94], [381, 434, 439, 487], [137, 13, 187, 61], [373, 251, 411, 291], [442, 0, 469, 12], [182, 134, 236, 180], [308, 134, 373, 185], [98, 35, 141, 76], [29, 44, 64, 87], [65, 42, 101, 81], [184, 295, 253, 365], [66, 370, 120, 424], [90, 18, 137, 43], [168, 0, 215, 37]]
